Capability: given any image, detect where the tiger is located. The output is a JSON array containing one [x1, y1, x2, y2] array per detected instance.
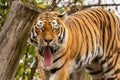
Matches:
[[28, 8, 120, 80]]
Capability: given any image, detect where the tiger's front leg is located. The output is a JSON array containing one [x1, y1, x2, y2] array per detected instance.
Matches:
[[37, 54, 69, 80], [39, 66, 68, 80], [39, 67, 50, 80], [56, 65, 69, 80]]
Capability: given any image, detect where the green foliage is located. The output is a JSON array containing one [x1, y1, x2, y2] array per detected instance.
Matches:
[[0, 0, 10, 31], [21, 0, 50, 9], [15, 44, 39, 80]]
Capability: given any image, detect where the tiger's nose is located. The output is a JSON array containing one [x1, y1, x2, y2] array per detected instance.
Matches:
[[44, 39, 53, 44]]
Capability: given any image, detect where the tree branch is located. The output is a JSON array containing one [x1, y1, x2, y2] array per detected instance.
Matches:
[[28, 57, 38, 80], [47, 0, 61, 11], [81, 3, 120, 8], [68, 3, 120, 14]]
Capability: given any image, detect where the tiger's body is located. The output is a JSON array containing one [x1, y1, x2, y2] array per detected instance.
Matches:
[[29, 8, 120, 80]]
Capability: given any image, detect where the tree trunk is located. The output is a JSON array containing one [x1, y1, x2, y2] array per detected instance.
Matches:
[[0, 1, 40, 80]]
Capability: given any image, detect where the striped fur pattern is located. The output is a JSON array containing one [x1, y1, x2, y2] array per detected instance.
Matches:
[[29, 8, 120, 80]]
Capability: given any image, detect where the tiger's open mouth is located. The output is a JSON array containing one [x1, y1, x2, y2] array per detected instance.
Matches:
[[38, 46, 54, 67]]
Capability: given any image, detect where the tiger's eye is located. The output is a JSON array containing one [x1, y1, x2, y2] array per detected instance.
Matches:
[[51, 20, 59, 28], [36, 20, 44, 28]]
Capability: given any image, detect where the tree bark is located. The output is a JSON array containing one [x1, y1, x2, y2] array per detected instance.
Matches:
[[0, 1, 40, 80]]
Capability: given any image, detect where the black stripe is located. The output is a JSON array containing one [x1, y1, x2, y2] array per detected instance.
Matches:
[[87, 10, 101, 25], [86, 67, 94, 70], [66, 18, 78, 56], [80, 17, 93, 62], [53, 46, 69, 63], [71, 15, 89, 65], [30, 28, 38, 44], [80, 12, 98, 56], [97, 10, 107, 54], [32, 29, 37, 39], [76, 57, 81, 64], [89, 69, 103, 75], [50, 60, 67, 74], [38, 47, 43, 56], [107, 12, 116, 53], [106, 53, 113, 61], [88, 9, 103, 30], [92, 9, 107, 52], [104, 11, 116, 54], [58, 28, 63, 39], [100, 53, 112, 66], [68, 17, 82, 58], [60, 28, 65, 43], [104, 55, 119, 73], [71, 15, 89, 62], [73, 13, 96, 60], [98, 48, 103, 59], [105, 14, 111, 53], [76, 60, 83, 69], [112, 68, 120, 75], [97, 9, 116, 55], [30, 38, 38, 44], [73, 18, 84, 62], [100, 59, 106, 66], [92, 57, 99, 63], [107, 61, 112, 67]]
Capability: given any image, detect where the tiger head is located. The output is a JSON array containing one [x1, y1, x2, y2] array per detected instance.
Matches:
[[29, 12, 68, 67]]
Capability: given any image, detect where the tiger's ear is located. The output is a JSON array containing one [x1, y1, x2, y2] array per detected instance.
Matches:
[[57, 12, 67, 20], [53, 12, 67, 20]]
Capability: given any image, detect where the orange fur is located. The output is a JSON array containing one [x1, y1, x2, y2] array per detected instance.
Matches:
[[29, 8, 120, 80]]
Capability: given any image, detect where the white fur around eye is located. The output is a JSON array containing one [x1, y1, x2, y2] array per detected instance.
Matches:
[[51, 20, 59, 28], [36, 20, 43, 28]]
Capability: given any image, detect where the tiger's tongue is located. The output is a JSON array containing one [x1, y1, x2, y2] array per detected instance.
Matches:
[[43, 46, 53, 67]]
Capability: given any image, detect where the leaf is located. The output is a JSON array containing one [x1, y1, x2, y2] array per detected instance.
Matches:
[[112, 9, 115, 14], [0, 8, 3, 14], [65, 6, 70, 11], [37, 3, 46, 8], [0, 0, 5, 4]]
